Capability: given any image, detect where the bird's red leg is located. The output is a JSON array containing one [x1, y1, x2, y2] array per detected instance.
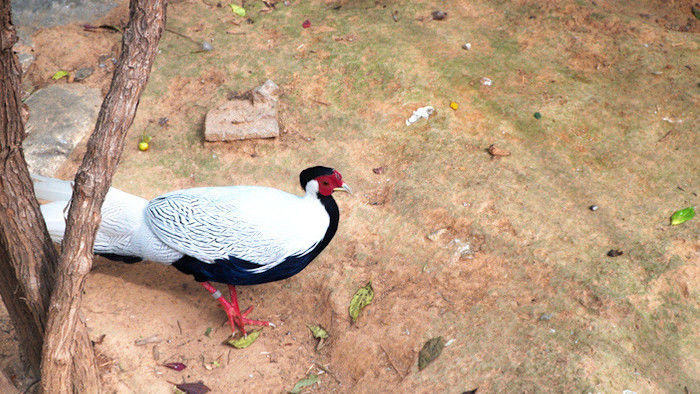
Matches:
[[227, 285, 274, 331], [200, 281, 244, 333], [200, 282, 274, 335]]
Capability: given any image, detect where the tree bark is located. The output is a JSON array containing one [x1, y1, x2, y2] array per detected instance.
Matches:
[[0, 370, 19, 394], [0, 0, 59, 376], [39, 0, 167, 392]]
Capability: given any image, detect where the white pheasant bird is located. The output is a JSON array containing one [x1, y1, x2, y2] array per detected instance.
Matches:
[[33, 166, 351, 334]]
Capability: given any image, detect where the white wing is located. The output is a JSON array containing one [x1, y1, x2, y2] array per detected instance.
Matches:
[[145, 186, 329, 269]]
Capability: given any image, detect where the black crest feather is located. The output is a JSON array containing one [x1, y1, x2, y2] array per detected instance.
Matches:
[[299, 166, 335, 190]]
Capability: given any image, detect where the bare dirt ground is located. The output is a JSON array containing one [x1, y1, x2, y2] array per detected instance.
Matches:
[[1, 0, 699, 392]]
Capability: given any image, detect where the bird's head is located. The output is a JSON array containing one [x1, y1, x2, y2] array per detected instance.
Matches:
[[300, 166, 352, 197]]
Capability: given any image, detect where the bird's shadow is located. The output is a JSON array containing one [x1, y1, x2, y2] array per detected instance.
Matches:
[[87, 257, 279, 330]]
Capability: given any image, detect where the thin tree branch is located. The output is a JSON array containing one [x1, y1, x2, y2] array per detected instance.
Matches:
[[39, 0, 167, 392], [0, 0, 59, 376]]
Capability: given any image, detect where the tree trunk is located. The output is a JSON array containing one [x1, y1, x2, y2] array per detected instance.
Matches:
[[39, 0, 167, 392], [0, 370, 19, 394], [0, 0, 59, 376]]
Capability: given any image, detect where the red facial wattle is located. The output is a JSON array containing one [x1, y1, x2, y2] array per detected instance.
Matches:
[[316, 170, 349, 196]]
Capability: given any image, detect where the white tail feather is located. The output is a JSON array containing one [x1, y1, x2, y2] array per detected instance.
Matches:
[[40, 201, 68, 243], [31, 174, 182, 264], [31, 174, 74, 202]]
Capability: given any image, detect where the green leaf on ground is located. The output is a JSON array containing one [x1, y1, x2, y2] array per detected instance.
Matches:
[[670, 206, 695, 225], [229, 4, 246, 17], [226, 330, 260, 348], [51, 70, 69, 80], [290, 373, 319, 393], [692, 6, 700, 21], [307, 324, 329, 339], [418, 336, 445, 370], [349, 281, 374, 322]]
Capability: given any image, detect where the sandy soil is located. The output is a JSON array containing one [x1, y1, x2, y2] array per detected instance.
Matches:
[[2, 0, 699, 393]]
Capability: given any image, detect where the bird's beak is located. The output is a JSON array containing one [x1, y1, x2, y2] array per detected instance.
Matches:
[[334, 183, 353, 195]]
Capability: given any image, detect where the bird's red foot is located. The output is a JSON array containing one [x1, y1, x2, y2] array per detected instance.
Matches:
[[200, 282, 274, 335]]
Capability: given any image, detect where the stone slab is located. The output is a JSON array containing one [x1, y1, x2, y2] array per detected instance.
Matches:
[[204, 80, 281, 141]]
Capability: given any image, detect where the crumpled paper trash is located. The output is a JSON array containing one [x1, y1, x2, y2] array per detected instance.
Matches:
[[406, 106, 435, 126]]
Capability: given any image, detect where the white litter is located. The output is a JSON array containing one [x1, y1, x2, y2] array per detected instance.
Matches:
[[406, 106, 435, 126], [447, 238, 473, 263], [480, 77, 492, 86], [662, 116, 683, 123]]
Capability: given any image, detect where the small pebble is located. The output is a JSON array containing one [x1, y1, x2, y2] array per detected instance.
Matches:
[[98, 54, 110, 68], [480, 77, 492, 86], [462, 43, 472, 50], [432, 10, 447, 20], [589, 205, 599, 211], [74, 67, 94, 82], [607, 249, 623, 257], [540, 313, 553, 321], [201, 41, 213, 51]]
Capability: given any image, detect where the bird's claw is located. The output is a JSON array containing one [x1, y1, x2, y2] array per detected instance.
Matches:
[[241, 305, 254, 317]]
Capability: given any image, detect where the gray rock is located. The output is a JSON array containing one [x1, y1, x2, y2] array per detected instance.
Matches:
[[74, 67, 94, 81], [12, 0, 119, 38], [204, 80, 281, 142], [23, 84, 102, 176], [16, 50, 35, 74]]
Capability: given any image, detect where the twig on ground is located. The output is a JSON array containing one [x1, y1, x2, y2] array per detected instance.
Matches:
[[164, 27, 198, 44], [658, 130, 672, 142], [313, 361, 340, 384], [311, 98, 330, 106]]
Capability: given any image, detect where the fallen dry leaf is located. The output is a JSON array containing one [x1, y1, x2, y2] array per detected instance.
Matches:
[[488, 144, 511, 157], [134, 335, 161, 346], [349, 282, 374, 323], [173, 381, 210, 394], [418, 336, 444, 370], [163, 362, 187, 371]]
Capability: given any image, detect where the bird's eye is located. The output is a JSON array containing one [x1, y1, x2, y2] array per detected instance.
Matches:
[[323, 181, 329, 186]]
